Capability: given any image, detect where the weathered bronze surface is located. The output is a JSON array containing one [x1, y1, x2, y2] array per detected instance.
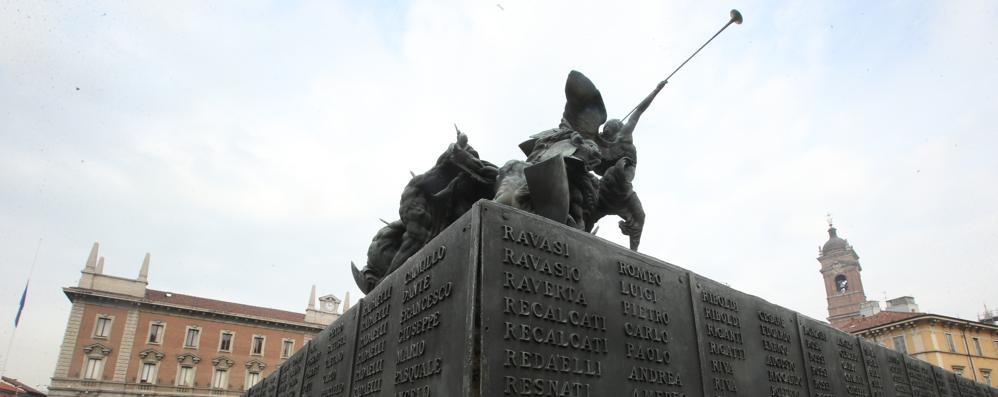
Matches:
[[349, 206, 479, 397], [249, 201, 992, 397], [691, 274, 808, 397], [259, 367, 280, 397], [955, 374, 991, 397], [931, 364, 962, 397], [796, 314, 871, 396], [860, 337, 915, 396], [276, 343, 309, 397], [478, 202, 702, 396], [354, 70, 659, 293], [299, 305, 360, 397], [903, 354, 941, 397]]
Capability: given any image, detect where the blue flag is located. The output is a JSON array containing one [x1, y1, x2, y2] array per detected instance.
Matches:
[[14, 281, 28, 327]]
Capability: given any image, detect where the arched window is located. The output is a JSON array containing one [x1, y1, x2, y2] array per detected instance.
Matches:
[[81, 343, 112, 380], [175, 353, 201, 387], [835, 274, 848, 293], [211, 357, 234, 389], [137, 349, 165, 384], [245, 360, 266, 389]]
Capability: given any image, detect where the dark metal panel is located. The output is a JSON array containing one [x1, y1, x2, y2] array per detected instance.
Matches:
[[858, 338, 890, 397], [299, 304, 360, 397], [276, 338, 310, 397], [902, 355, 940, 397], [796, 314, 871, 396], [261, 366, 281, 397], [478, 201, 702, 397], [884, 348, 914, 397], [858, 338, 913, 397], [690, 274, 808, 397], [349, 206, 479, 397], [930, 365, 962, 397], [955, 375, 989, 397]]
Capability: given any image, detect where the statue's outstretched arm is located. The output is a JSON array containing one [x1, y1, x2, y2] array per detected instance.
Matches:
[[621, 80, 667, 141]]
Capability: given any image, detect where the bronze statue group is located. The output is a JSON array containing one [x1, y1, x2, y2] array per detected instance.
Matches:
[[352, 71, 666, 293]]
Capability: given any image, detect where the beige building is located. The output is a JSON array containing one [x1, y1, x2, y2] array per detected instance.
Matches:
[[49, 243, 348, 397], [840, 311, 998, 386], [816, 224, 998, 386]]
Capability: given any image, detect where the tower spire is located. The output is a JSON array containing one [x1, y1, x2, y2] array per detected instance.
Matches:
[[343, 291, 351, 313], [308, 285, 317, 310], [826, 213, 840, 238], [816, 222, 873, 329], [84, 242, 99, 272], [137, 253, 150, 283], [96, 257, 105, 274]]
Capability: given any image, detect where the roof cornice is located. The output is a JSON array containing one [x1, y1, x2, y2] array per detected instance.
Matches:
[[854, 313, 998, 335], [64, 287, 324, 332]]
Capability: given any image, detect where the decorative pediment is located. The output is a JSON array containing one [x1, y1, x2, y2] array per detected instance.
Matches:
[[82, 342, 113, 358], [211, 356, 235, 369], [245, 359, 266, 373], [138, 349, 165, 362], [176, 352, 201, 365]]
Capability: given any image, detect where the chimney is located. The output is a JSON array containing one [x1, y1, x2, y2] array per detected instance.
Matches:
[[886, 296, 919, 313]]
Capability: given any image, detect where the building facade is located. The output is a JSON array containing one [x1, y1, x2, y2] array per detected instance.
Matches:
[[49, 243, 346, 397], [841, 312, 998, 386], [816, 223, 998, 386]]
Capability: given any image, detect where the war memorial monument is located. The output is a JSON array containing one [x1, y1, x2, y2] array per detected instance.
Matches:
[[243, 10, 998, 397]]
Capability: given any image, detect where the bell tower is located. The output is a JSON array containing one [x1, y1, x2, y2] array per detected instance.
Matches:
[[817, 221, 871, 328]]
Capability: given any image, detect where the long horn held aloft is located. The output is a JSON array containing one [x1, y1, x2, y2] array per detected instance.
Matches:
[[730, 9, 743, 25], [621, 9, 745, 121]]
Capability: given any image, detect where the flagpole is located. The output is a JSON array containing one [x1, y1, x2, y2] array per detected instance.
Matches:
[[2, 148, 50, 376], [0, 317, 16, 376], [1, 238, 42, 376]]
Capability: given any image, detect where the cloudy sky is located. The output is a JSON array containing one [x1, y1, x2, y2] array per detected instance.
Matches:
[[2, 0, 997, 388]]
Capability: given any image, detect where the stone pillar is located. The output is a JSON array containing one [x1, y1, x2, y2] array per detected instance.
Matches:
[[911, 326, 926, 356], [112, 308, 140, 381]]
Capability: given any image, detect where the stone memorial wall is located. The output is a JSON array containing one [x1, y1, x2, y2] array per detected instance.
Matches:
[[244, 201, 998, 397], [796, 314, 870, 396], [692, 275, 810, 397], [478, 203, 701, 396], [302, 305, 359, 397], [349, 208, 479, 397], [904, 355, 941, 397], [931, 365, 962, 397], [955, 375, 992, 397]]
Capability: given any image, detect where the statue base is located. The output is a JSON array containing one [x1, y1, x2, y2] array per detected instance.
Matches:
[[247, 200, 994, 397]]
